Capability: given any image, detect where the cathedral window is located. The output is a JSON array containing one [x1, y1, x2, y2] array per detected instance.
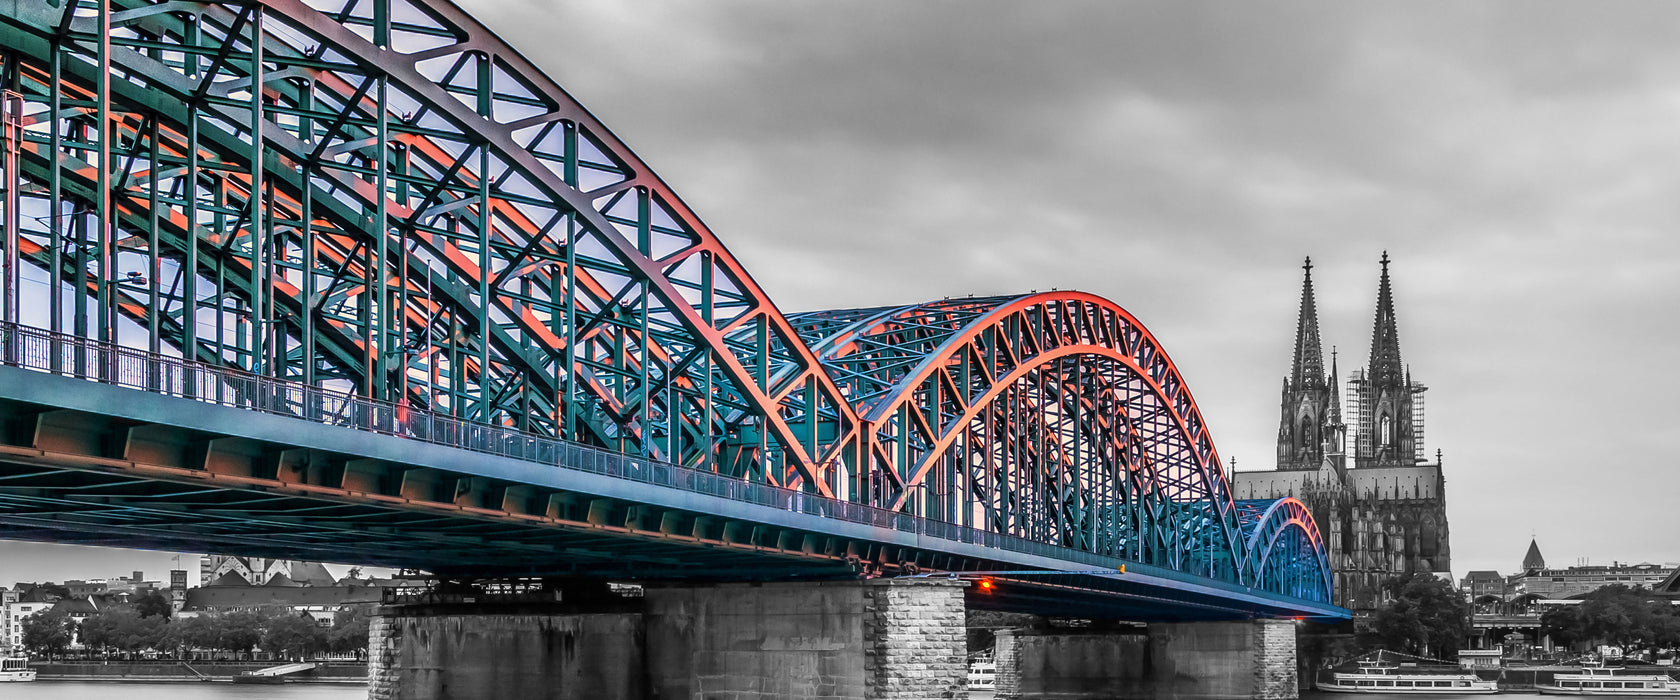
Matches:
[[1379, 414, 1392, 446]]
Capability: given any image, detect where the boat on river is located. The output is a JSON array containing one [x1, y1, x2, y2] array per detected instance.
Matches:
[[967, 651, 996, 691], [1319, 660, 1498, 694], [1536, 663, 1680, 696], [0, 656, 37, 682]]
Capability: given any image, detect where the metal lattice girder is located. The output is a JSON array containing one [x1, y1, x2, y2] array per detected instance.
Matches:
[[791, 292, 1260, 588], [0, 0, 860, 494], [1236, 498, 1333, 602]]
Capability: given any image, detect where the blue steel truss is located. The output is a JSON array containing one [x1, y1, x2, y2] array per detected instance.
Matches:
[[0, 0, 1333, 607]]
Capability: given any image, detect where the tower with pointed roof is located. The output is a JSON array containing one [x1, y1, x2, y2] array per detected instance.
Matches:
[[1522, 538, 1546, 572], [1347, 252, 1428, 469], [1276, 258, 1343, 471]]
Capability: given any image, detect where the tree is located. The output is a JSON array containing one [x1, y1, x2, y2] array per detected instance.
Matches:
[[328, 606, 372, 655], [133, 590, 173, 619], [161, 614, 224, 656], [1542, 604, 1587, 648], [262, 614, 327, 660], [1542, 585, 1680, 651], [1368, 572, 1469, 659], [79, 608, 167, 657], [217, 611, 267, 659], [20, 609, 76, 659]]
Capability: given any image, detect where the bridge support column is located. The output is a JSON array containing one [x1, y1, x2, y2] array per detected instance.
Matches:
[[367, 601, 645, 700], [993, 619, 1299, 700], [644, 579, 970, 700]]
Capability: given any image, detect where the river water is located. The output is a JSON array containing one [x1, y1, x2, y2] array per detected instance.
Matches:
[[5, 682, 367, 699], [7, 683, 1555, 699]]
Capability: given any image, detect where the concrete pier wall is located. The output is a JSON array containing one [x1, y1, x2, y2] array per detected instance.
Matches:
[[643, 581, 868, 699], [367, 604, 644, 700], [993, 627, 1150, 699], [1150, 619, 1298, 700], [643, 579, 969, 700], [368, 579, 968, 700], [994, 619, 1299, 700]]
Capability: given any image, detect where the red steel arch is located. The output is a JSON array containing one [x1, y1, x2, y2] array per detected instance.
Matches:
[[0, 0, 858, 494], [793, 293, 1252, 583]]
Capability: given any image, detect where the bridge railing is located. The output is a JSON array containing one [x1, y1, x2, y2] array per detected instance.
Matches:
[[0, 320, 1146, 576]]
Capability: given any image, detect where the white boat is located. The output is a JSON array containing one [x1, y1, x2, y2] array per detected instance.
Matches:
[[968, 658, 996, 691], [1536, 663, 1680, 696], [0, 656, 36, 682], [1319, 660, 1498, 694]]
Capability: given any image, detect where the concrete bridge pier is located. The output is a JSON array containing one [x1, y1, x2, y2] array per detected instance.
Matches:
[[366, 599, 647, 700], [992, 619, 1300, 700], [367, 578, 970, 700]]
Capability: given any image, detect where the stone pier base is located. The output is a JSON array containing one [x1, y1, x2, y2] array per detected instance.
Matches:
[[367, 603, 644, 700], [645, 579, 969, 700], [368, 579, 968, 700], [994, 619, 1298, 700]]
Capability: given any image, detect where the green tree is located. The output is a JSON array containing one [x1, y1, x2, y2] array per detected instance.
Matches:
[[1369, 572, 1469, 659], [20, 609, 76, 659], [133, 590, 173, 619], [262, 614, 327, 660]]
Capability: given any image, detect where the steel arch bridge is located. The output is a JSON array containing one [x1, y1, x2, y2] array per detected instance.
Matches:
[[0, 0, 1337, 616]]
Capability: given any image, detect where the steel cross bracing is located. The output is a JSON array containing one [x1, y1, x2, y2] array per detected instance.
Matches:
[[0, 0, 859, 497], [788, 292, 1331, 600], [0, 0, 1336, 608]]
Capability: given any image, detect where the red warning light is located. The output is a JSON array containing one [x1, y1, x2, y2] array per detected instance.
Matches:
[[978, 578, 995, 593]]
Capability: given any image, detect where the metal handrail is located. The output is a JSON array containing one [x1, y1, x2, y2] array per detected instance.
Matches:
[[0, 320, 1146, 576]]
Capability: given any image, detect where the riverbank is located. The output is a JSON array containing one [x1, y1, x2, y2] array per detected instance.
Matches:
[[32, 661, 367, 684]]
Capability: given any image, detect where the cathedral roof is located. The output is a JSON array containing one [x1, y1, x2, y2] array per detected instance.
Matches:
[[1522, 537, 1546, 571], [1366, 252, 1406, 389]]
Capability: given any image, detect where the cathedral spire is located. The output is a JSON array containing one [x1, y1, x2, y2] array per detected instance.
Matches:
[[1328, 346, 1341, 423], [1291, 257, 1326, 390], [1277, 257, 1334, 471], [1367, 251, 1404, 388]]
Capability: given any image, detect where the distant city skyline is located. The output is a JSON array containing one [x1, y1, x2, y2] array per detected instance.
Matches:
[[4, 1, 1678, 582]]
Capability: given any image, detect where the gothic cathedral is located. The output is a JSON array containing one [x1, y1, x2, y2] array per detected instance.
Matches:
[[1234, 254, 1453, 619]]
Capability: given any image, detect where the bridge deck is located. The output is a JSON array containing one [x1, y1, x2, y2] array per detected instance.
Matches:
[[0, 331, 1345, 622]]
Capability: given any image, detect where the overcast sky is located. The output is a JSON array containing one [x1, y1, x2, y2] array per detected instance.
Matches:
[[6, 1, 1678, 589], [453, 0, 1677, 579]]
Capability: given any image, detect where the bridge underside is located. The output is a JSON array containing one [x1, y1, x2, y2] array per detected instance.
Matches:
[[0, 365, 1340, 621]]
